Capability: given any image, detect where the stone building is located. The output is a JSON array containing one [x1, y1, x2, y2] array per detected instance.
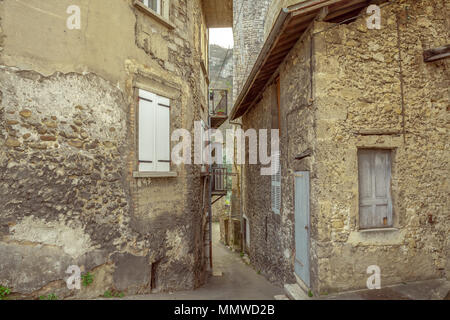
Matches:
[[0, 0, 232, 298], [233, 0, 272, 99], [231, 0, 449, 295]]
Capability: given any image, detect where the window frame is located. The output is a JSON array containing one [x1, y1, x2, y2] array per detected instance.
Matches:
[[357, 148, 394, 230], [142, 0, 161, 15], [133, 0, 175, 30]]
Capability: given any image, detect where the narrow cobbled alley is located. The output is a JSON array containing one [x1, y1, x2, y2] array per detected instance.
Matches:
[[123, 223, 283, 300]]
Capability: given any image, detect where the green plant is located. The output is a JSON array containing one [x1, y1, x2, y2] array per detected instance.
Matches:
[[0, 286, 11, 300], [47, 293, 58, 300], [39, 293, 58, 300], [308, 290, 313, 298], [103, 290, 125, 299], [81, 272, 94, 287], [240, 252, 244, 257], [257, 270, 261, 275]]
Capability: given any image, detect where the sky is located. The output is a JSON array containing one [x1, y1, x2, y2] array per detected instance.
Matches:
[[209, 28, 234, 49]]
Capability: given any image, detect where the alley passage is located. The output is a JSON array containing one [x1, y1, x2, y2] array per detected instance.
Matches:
[[126, 223, 283, 300]]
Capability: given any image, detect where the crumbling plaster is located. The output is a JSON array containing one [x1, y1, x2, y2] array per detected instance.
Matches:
[[0, 0, 211, 297]]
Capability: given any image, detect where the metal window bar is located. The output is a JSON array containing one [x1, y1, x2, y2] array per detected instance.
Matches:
[[212, 165, 229, 193]]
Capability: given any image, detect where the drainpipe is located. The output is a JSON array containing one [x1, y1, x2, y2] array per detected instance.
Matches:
[[207, 33, 213, 272], [229, 121, 244, 253], [208, 116, 213, 271]]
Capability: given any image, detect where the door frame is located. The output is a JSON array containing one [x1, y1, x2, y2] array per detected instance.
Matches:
[[294, 171, 311, 288]]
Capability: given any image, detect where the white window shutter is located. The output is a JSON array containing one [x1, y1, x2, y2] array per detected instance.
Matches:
[[271, 152, 281, 214], [155, 95, 170, 172], [139, 89, 154, 102], [138, 89, 171, 173], [139, 94, 156, 172]]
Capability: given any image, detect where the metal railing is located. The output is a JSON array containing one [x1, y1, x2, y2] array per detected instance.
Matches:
[[209, 89, 228, 117]]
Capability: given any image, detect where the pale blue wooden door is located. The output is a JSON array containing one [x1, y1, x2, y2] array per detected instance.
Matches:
[[295, 171, 310, 287]]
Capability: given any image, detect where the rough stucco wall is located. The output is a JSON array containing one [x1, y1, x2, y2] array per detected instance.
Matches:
[[0, 69, 129, 295], [239, 0, 449, 294], [0, 0, 210, 297], [311, 0, 450, 294]]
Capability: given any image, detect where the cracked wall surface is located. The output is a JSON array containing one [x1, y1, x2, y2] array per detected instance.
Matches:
[[311, 0, 449, 294], [0, 0, 210, 298], [238, 0, 449, 294]]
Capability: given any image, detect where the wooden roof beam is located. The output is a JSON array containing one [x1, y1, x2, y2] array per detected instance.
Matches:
[[423, 45, 450, 62]]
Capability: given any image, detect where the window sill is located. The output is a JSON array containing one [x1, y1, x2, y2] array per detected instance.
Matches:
[[133, 171, 178, 178], [348, 228, 404, 246], [359, 228, 399, 233], [133, 0, 175, 30]]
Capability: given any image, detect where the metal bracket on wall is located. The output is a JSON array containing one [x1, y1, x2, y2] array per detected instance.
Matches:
[[212, 194, 226, 206], [295, 149, 312, 161]]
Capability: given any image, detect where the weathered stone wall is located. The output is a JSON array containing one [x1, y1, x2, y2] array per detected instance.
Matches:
[[0, 0, 210, 298], [213, 196, 229, 222], [263, 0, 308, 41], [311, 0, 449, 294], [232, 0, 272, 103], [0, 69, 131, 297], [241, 26, 315, 286], [238, 0, 449, 294]]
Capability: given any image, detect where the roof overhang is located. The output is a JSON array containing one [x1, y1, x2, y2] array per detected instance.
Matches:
[[230, 0, 375, 120], [202, 0, 233, 28]]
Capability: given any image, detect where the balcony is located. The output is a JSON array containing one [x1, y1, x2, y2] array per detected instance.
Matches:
[[211, 164, 231, 196], [209, 89, 229, 129]]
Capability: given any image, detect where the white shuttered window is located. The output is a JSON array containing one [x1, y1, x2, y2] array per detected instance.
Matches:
[[138, 89, 170, 172], [271, 152, 281, 214], [358, 149, 393, 229]]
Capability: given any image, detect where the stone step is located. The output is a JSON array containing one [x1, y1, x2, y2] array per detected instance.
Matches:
[[284, 283, 310, 300], [274, 295, 289, 300]]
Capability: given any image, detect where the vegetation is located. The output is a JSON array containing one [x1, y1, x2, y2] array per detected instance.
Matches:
[[0, 286, 11, 300], [81, 272, 94, 287], [103, 290, 125, 299], [39, 293, 58, 300]]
